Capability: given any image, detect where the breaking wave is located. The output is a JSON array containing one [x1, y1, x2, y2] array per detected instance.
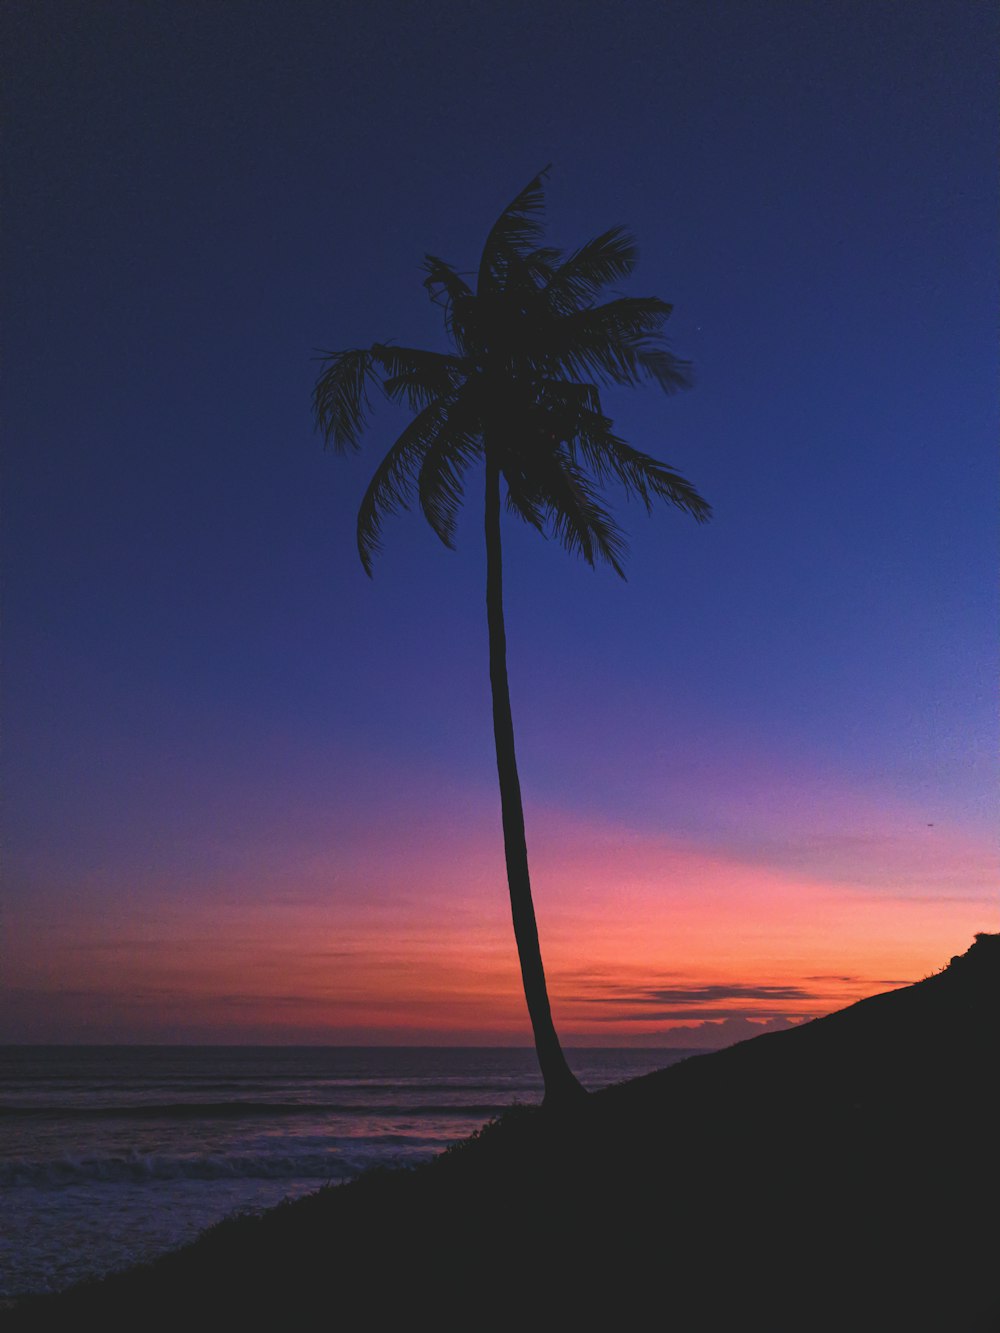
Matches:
[[2, 1136, 449, 1188]]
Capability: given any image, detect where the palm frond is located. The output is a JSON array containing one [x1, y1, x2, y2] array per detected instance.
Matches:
[[477, 166, 552, 295], [422, 256, 475, 351], [313, 348, 378, 453], [571, 413, 711, 522], [503, 446, 627, 576], [524, 245, 564, 287], [502, 456, 547, 531], [417, 425, 483, 548], [569, 296, 675, 343], [532, 297, 678, 388], [544, 226, 638, 314], [636, 346, 694, 394], [532, 378, 604, 436], [545, 452, 628, 576], [422, 255, 472, 306], [356, 402, 447, 575], [370, 344, 467, 412]]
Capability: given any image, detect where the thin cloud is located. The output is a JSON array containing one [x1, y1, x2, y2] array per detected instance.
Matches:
[[567, 981, 817, 1007], [804, 973, 913, 986], [586, 1007, 814, 1022]]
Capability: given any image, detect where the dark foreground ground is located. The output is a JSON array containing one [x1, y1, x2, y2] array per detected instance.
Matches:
[[7, 934, 998, 1332]]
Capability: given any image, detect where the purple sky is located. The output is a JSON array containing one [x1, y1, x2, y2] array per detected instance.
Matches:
[[2, 0, 996, 1044]]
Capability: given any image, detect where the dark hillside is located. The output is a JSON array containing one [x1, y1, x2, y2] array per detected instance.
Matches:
[[8, 934, 997, 1331]]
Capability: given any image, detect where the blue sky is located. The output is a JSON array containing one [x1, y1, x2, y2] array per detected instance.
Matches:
[[3, 0, 996, 1043]]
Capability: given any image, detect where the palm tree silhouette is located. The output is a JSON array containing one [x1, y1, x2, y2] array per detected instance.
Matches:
[[314, 169, 710, 1106]]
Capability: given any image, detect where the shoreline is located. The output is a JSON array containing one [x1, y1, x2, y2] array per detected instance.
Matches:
[[6, 935, 997, 1330]]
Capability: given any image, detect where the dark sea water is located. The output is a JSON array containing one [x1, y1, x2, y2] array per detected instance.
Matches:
[[0, 1045, 700, 1298]]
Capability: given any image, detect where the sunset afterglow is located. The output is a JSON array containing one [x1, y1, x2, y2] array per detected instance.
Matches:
[[3, 1, 995, 1050]]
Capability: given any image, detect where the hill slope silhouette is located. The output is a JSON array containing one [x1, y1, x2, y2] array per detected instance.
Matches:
[[9, 934, 997, 1331]]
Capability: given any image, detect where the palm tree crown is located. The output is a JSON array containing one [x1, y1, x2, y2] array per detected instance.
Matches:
[[315, 169, 710, 1107], [315, 168, 710, 572]]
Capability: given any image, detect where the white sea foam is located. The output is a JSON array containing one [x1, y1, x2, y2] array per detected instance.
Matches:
[[0, 1045, 696, 1299]]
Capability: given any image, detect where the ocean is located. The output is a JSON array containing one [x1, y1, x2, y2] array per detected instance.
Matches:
[[0, 1044, 700, 1299]]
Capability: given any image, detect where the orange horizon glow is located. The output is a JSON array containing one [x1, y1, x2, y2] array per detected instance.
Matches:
[[6, 780, 993, 1047]]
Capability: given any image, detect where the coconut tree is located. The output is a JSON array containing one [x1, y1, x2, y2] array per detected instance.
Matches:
[[314, 169, 710, 1107]]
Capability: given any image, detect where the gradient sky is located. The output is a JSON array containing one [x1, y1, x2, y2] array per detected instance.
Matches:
[[2, 0, 996, 1047]]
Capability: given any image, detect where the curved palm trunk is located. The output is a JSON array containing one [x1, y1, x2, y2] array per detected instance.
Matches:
[[485, 457, 586, 1109]]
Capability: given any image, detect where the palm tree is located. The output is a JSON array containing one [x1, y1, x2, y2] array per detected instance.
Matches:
[[314, 169, 710, 1107]]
